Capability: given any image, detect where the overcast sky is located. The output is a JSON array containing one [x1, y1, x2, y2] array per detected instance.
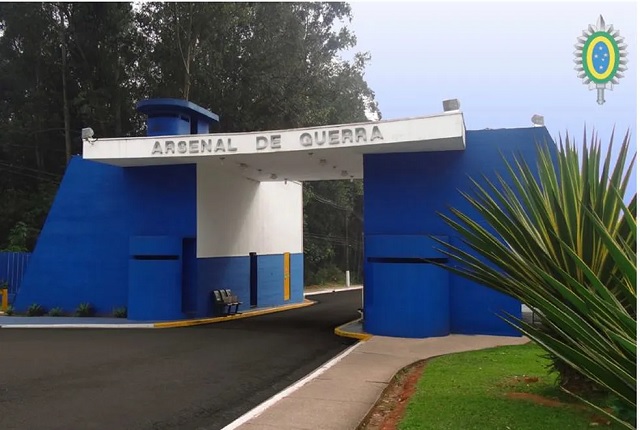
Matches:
[[344, 1, 636, 141], [343, 1, 636, 195]]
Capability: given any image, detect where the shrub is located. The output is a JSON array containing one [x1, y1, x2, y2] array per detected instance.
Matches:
[[435, 130, 636, 428], [27, 303, 46, 316], [75, 302, 95, 317], [4, 305, 14, 316], [112, 307, 127, 318], [308, 265, 345, 285], [48, 307, 65, 317]]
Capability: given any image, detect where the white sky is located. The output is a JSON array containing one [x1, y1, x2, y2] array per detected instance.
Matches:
[[345, 1, 637, 141], [343, 1, 637, 195]]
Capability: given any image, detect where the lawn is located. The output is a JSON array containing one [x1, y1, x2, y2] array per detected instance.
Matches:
[[399, 342, 625, 430]]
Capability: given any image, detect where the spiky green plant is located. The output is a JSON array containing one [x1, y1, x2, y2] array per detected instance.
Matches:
[[48, 307, 65, 317], [27, 303, 46, 317], [112, 307, 127, 318], [75, 302, 95, 317], [434, 130, 636, 427]]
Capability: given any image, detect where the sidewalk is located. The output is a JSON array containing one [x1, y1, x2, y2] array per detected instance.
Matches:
[[225, 329, 529, 430]]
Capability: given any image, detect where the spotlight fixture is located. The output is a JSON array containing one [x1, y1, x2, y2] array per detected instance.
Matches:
[[341, 170, 348, 177], [81, 127, 95, 140], [442, 98, 460, 112], [531, 114, 544, 127], [81, 127, 97, 144], [270, 173, 278, 180]]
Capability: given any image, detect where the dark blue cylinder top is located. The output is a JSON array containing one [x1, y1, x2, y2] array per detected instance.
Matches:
[[136, 98, 220, 137]]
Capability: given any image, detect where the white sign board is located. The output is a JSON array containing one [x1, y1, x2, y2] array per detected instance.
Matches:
[[83, 112, 465, 163]]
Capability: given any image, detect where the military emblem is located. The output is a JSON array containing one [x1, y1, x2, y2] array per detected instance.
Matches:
[[574, 15, 628, 105]]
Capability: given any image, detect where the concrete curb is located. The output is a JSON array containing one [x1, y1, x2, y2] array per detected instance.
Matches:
[[334, 318, 372, 341], [154, 299, 316, 328]]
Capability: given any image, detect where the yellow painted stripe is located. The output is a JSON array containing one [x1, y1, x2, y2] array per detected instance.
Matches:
[[284, 252, 291, 301], [154, 299, 315, 328], [334, 319, 372, 341]]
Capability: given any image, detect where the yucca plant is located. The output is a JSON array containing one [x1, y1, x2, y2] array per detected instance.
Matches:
[[434, 130, 636, 427]]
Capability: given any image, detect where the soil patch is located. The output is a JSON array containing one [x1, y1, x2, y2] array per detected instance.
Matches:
[[358, 360, 426, 430], [506, 392, 567, 408]]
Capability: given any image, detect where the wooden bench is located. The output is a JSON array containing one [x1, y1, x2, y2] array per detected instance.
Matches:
[[212, 289, 242, 316]]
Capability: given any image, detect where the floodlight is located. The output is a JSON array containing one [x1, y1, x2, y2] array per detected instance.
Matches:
[[531, 114, 545, 127], [81, 127, 95, 140], [442, 99, 460, 112]]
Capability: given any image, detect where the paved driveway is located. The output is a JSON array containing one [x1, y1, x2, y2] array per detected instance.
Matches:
[[0, 290, 360, 430]]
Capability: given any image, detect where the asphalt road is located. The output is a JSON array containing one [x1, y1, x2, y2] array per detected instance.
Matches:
[[0, 290, 360, 430]]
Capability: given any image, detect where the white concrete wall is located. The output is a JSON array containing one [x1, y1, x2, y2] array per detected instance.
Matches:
[[197, 165, 303, 258]]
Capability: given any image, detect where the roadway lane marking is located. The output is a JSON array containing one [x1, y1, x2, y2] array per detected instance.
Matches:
[[220, 341, 364, 430]]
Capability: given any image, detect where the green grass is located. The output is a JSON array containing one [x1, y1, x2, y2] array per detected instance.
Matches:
[[399, 343, 624, 430]]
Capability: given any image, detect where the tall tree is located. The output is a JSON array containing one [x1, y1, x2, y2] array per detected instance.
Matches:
[[0, 2, 379, 284]]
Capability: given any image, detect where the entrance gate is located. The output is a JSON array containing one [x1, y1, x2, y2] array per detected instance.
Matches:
[[12, 98, 552, 338]]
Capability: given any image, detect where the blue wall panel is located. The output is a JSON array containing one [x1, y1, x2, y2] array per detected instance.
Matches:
[[364, 261, 450, 338], [449, 236, 521, 336], [363, 127, 553, 337], [289, 253, 304, 304], [128, 260, 183, 321], [257, 254, 285, 307], [196, 252, 304, 317], [14, 157, 197, 317], [128, 236, 184, 321], [14, 158, 130, 313], [124, 165, 197, 237], [366, 235, 448, 259], [197, 256, 250, 317]]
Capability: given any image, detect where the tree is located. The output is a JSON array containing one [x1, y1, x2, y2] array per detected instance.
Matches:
[[435, 132, 636, 427], [0, 2, 379, 286]]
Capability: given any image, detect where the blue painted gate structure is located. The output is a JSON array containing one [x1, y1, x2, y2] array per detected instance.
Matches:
[[11, 97, 554, 338]]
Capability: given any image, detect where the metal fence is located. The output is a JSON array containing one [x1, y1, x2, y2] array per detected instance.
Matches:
[[0, 252, 31, 303]]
